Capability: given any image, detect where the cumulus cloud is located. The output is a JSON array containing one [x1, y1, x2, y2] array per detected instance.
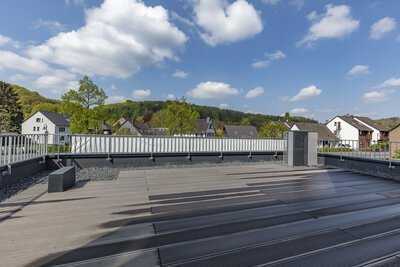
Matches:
[[172, 69, 188, 79], [370, 17, 397, 40], [0, 35, 11, 46], [106, 95, 128, 104], [290, 108, 309, 115], [361, 77, 400, 103], [33, 19, 67, 33], [194, 0, 263, 46], [187, 81, 239, 99], [290, 85, 322, 102], [252, 50, 286, 69], [347, 65, 370, 76], [261, 0, 280, 5], [0, 50, 49, 75], [380, 77, 400, 88], [245, 86, 264, 98], [132, 89, 151, 99], [28, 0, 187, 78], [167, 94, 176, 100], [219, 103, 230, 109], [363, 91, 388, 103], [298, 4, 359, 46]]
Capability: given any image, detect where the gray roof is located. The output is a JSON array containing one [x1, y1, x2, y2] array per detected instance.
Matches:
[[338, 116, 373, 132], [196, 118, 214, 134], [293, 123, 338, 141], [354, 116, 390, 132], [224, 125, 258, 138], [39, 111, 69, 126]]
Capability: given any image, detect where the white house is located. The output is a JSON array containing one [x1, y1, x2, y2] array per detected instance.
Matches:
[[21, 111, 70, 144], [326, 116, 373, 149], [352, 116, 389, 143]]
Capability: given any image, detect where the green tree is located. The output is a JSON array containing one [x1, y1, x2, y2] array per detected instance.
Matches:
[[259, 121, 287, 139], [62, 76, 107, 109], [161, 100, 199, 135], [0, 81, 23, 133], [284, 112, 291, 122], [240, 117, 251, 126]]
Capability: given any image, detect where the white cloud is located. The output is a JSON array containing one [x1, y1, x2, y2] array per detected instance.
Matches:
[[290, 0, 304, 10], [28, 0, 187, 78], [106, 95, 127, 104], [33, 19, 67, 33], [187, 81, 239, 99], [167, 94, 176, 100], [172, 69, 188, 79], [132, 89, 151, 99], [0, 50, 49, 75], [252, 50, 286, 69], [34, 70, 77, 90], [266, 50, 286, 60], [252, 60, 269, 69], [363, 90, 388, 103], [290, 85, 322, 102], [298, 4, 359, 46], [219, 103, 229, 109], [347, 65, 370, 76], [65, 0, 86, 6], [261, 0, 280, 5], [380, 77, 400, 88], [370, 17, 397, 40], [0, 35, 11, 46], [194, 0, 263, 46], [290, 108, 309, 115], [245, 86, 264, 98]]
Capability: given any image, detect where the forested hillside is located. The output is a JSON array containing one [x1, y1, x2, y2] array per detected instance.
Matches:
[[12, 83, 316, 128]]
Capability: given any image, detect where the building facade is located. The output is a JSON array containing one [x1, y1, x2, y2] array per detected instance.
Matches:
[[21, 111, 70, 144]]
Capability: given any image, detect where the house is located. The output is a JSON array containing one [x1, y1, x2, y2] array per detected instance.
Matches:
[[21, 111, 70, 144], [100, 122, 112, 135], [113, 117, 167, 136], [224, 125, 258, 138], [389, 123, 400, 158], [195, 117, 215, 137], [113, 117, 142, 136], [291, 122, 338, 143], [352, 116, 390, 142], [326, 116, 373, 149]]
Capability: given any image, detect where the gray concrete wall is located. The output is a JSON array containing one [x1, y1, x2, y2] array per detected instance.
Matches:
[[319, 154, 400, 181], [0, 157, 48, 187], [64, 152, 283, 170]]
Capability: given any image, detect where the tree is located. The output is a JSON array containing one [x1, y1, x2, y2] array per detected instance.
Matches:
[[62, 76, 107, 109], [259, 121, 287, 139], [0, 81, 23, 133], [284, 112, 291, 122], [161, 100, 199, 135]]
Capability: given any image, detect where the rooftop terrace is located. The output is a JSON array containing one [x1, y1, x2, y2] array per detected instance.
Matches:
[[3, 162, 400, 266]]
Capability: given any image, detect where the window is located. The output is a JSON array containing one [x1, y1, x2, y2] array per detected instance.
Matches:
[[60, 136, 65, 141], [33, 126, 36, 131], [59, 127, 65, 132], [36, 118, 41, 123]]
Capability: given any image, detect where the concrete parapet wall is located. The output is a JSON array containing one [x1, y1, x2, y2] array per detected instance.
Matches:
[[319, 154, 400, 181]]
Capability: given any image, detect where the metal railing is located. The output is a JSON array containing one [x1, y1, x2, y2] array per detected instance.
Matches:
[[318, 139, 400, 162], [1, 134, 287, 166], [0, 134, 48, 167]]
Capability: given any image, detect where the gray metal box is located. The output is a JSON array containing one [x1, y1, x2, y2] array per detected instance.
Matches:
[[287, 131, 318, 167]]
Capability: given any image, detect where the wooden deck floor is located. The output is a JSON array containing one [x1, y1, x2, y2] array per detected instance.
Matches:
[[3, 163, 400, 266]]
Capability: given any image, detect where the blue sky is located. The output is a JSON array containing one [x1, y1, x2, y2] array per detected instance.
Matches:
[[0, 0, 399, 122]]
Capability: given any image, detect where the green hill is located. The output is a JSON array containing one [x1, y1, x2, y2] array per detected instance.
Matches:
[[374, 117, 400, 130], [11, 84, 58, 116], [11, 84, 316, 128]]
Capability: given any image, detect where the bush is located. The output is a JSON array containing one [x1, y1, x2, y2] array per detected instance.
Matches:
[[394, 149, 400, 159], [319, 147, 352, 153], [370, 142, 389, 151]]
